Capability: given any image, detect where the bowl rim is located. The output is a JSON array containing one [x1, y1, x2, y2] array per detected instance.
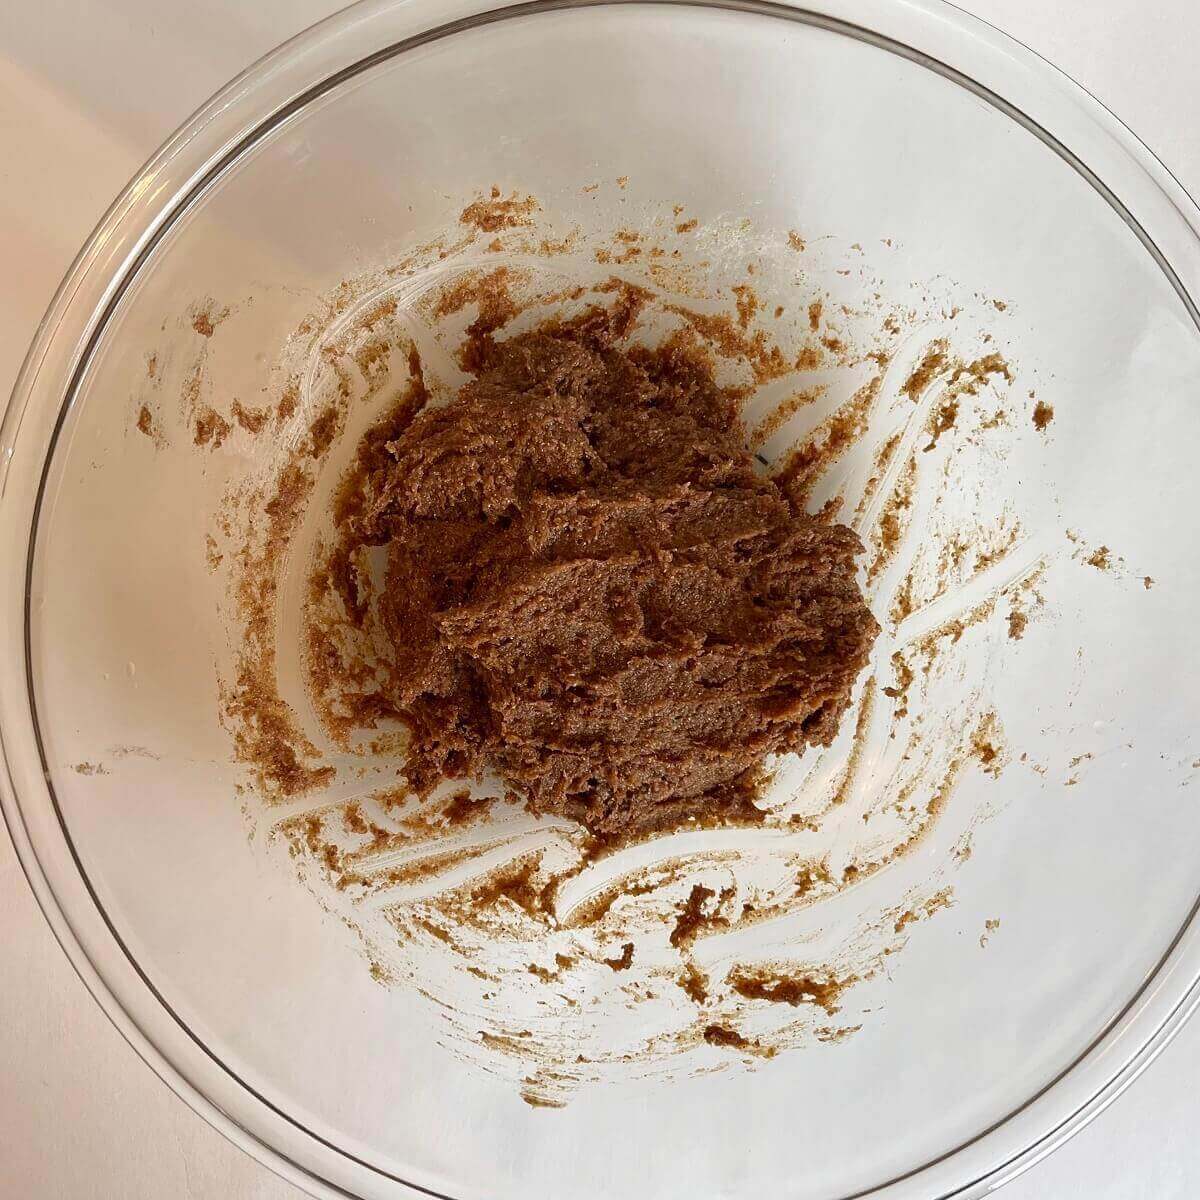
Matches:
[[3, 2, 1200, 1198]]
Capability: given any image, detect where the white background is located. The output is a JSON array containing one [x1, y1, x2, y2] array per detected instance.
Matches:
[[1, 2, 1196, 1196]]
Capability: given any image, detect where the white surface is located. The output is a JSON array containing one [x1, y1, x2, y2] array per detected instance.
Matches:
[[1, 2, 1197, 1197]]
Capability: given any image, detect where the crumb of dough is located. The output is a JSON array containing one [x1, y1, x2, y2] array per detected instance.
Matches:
[[136, 405, 159, 441], [193, 405, 231, 448], [232, 399, 270, 433], [1032, 400, 1054, 431], [602, 943, 635, 972], [459, 186, 539, 233]]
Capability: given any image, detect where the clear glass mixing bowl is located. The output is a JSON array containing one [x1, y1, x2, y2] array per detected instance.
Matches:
[[3, 2, 1200, 1198]]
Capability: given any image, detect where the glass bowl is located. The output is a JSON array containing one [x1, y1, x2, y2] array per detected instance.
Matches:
[[3, 2, 1200, 1198]]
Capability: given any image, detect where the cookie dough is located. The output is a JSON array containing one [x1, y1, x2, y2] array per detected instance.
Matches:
[[354, 308, 879, 838]]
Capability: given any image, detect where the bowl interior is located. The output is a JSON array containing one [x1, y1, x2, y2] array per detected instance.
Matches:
[[23, 5, 1200, 1199]]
